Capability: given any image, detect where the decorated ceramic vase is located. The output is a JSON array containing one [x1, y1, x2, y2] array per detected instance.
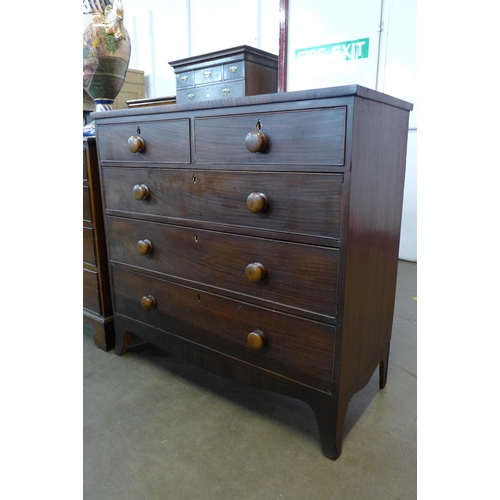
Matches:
[[83, 0, 131, 136]]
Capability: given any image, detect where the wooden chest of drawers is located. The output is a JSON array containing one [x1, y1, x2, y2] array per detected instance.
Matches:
[[83, 137, 114, 350], [93, 85, 412, 459], [168, 45, 278, 105]]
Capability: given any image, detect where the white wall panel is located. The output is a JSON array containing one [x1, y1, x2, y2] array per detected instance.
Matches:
[[189, 0, 279, 57], [286, 0, 383, 90]]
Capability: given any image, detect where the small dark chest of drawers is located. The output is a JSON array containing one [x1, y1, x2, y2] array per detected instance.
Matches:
[[169, 45, 278, 104], [83, 137, 114, 350], [93, 86, 412, 459]]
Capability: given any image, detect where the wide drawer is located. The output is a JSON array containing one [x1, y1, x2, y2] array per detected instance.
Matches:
[[194, 107, 346, 165], [96, 119, 191, 163], [112, 266, 335, 391], [176, 81, 244, 104], [107, 217, 339, 320], [102, 168, 343, 240]]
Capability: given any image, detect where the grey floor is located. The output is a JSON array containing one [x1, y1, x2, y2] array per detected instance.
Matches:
[[83, 260, 416, 500]]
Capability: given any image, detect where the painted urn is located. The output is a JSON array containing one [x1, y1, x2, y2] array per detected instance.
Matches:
[[83, 0, 131, 136]]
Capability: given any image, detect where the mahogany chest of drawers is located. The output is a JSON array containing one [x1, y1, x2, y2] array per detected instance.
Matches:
[[93, 86, 412, 459], [83, 137, 114, 350], [169, 45, 278, 105]]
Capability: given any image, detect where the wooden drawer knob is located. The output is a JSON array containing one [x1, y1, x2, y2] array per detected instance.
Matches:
[[246, 192, 268, 213], [245, 262, 266, 282], [245, 131, 267, 153], [141, 295, 156, 311], [247, 330, 266, 350], [128, 135, 145, 153], [137, 239, 152, 255], [133, 184, 150, 200]]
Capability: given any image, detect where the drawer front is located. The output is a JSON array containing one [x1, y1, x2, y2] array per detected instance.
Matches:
[[194, 65, 223, 84], [112, 267, 335, 390], [102, 168, 343, 240], [83, 269, 100, 313], [176, 70, 194, 88], [83, 186, 91, 222], [223, 62, 244, 80], [176, 81, 244, 104], [83, 147, 88, 180], [194, 108, 346, 165], [107, 217, 339, 319], [96, 119, 191, 163], [83, 227, 96, 266]]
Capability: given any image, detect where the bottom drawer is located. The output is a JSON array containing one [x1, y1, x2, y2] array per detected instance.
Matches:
[[113, 266, 335, 391]]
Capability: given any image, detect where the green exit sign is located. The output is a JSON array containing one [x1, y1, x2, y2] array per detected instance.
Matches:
[[296, 38, 370, 62]]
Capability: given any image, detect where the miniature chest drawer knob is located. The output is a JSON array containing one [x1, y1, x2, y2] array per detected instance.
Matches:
[[245, 262, 266, 282], [247, 330, 266, 350], [246, 192, 268, 213], [128, 135, 145, 153], [133, 184, 150, 200], [141, 295, 156, 311], [137, 239, 153, 255]]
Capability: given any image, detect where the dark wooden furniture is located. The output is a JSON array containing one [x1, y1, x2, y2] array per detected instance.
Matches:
[[169, 45, 278, 104], [83, 137, 114, 350], [93, 85, 412, 459]]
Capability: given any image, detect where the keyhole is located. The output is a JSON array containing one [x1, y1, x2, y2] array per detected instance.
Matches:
[[137, 126, 141, 134], [194, 234, 199, 242], [192, 174, 197, 184], [196, 294, 201, 303], [256, 119, 262, 131]]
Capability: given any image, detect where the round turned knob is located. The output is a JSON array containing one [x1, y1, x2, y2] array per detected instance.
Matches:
[[141, 295, 156, 311], [245, 262, 266, 283], [245, 131, 267, 153], [247, 330, 266, 350], [137, 239, 153, 255], [128, 135, 145, 153], [246, 192, 268, 213], [133, 184, 150, 200]]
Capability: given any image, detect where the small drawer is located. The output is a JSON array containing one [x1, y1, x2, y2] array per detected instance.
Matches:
[[107, 217, 339, 320], [176, 81, 244, 104], [194, 65, 223, 84], [96, 119, 191, 164], [83, 186, 92, 222], [176, 70, 194, 88], [83, 227, 96, 266], [112, 267, 335, 391], [223, 62, 244, 80], [194, 107, 346, 165], [101, 168, 343, 240]]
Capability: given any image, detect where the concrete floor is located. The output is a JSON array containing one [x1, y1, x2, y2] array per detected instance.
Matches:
[[83, 260, 416, 499]]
